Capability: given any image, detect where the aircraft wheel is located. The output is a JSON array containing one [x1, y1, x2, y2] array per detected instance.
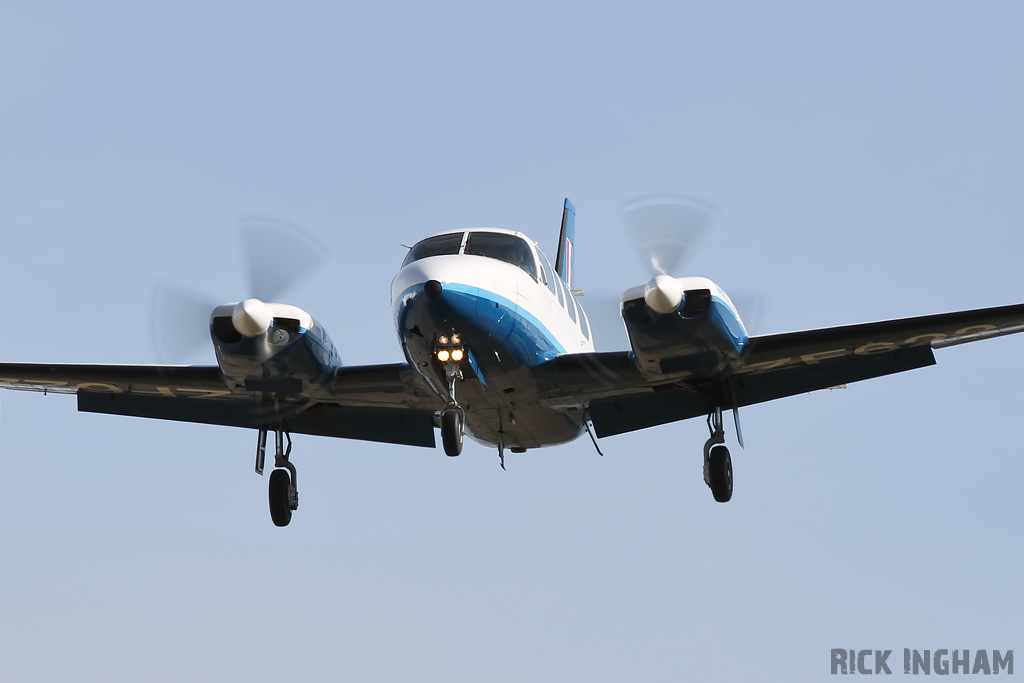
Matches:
[[441, 408, 463, 457], [269, 469, 293, 527], [708, 445, 733, 503]]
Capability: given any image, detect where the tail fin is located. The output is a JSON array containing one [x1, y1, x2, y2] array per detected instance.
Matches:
[[554, 198, 576, 288]]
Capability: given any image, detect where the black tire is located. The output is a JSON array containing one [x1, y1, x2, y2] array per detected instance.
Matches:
[[269, 469, 292, 527], [441, 409, 463, 457], [709, 445, 733, 503]]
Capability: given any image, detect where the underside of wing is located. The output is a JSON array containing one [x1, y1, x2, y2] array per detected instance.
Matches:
[[78, 392, 436, 447], [0, 363, 227, 395], [731, 303, 1023, 408], [0, 362, 441, 447], [539, 303, 1024, 437], [741, 303, 1024, 365]]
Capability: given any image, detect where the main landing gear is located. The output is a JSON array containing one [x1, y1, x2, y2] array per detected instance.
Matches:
[[257, 427, 298, 527], [703, 407, 733, 503]]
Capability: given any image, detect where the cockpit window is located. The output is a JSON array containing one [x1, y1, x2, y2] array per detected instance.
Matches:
[[464, 232, 538, 279], [403, 232, 465, 267]]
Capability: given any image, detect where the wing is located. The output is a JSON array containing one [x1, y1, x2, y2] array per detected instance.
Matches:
[[539, 303, 1024, 437], [0, 362, 443, 447], [731, 303, 1023, 407]]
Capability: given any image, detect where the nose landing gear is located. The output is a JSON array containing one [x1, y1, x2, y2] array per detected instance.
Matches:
[[703, 407, 733, 503], [258, 427, 299, 526], [440, 364, 465, 457], [441, 406, 464, 456], [435, 335, 466, 457]]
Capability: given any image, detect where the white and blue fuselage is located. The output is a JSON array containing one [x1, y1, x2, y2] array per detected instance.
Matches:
[[391, 228, 595, 449], [390, 227, 748, 450]]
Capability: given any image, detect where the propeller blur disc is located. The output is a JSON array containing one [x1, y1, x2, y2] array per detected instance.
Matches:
[[149, 216, 330, 362], [587, 193, 721, 351], [622, 193, 717, 277], [728, 290, 768, 336], [149, 283, 218, 363], [239, 217, 330, 303]]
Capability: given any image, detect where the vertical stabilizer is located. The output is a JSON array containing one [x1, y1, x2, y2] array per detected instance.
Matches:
[[554, 198, 576, 288]]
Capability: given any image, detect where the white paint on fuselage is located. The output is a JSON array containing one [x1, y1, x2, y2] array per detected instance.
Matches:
[[390, 228, 596, 356], [390, 229, 597, 449]]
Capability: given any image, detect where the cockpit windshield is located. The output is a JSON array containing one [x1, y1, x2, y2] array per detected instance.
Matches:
[[402, 230, 539, 280], [464, 232, 538, 279], [402, 232, 464, 268]]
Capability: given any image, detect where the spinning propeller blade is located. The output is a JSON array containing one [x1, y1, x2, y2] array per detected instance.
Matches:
[[149, 283, 219, 363], [239, 217, 330, 303], [149, 217, 330, 362], [622, 193, 717, 278], [728, 290, 767, 337], [587, 193, 768, 349], [588, 194, 720, 351]]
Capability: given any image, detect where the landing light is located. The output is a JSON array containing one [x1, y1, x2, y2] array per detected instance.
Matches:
[[451, 334, 460, 344], [451, 348, 464, 362], [437, 349, 451, 362], [439, 335, 449, 345]]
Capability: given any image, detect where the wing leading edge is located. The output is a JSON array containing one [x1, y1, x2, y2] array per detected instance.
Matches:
[[3, 304, 1021, 445], [0, 362, 442, 447], [543, 303, 1024, 437]]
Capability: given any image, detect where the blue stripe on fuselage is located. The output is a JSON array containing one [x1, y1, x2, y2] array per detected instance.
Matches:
[[396, 282, 567, 366]]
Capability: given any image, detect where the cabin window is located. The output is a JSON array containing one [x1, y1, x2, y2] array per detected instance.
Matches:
[[403, 232, 465, 267], [565, 283, 577, 323], [464, 232, 538, 280], [541, 257, 558, 296]]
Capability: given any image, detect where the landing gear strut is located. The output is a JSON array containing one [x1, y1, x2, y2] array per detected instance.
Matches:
[[440, 352, 465, 457], [703, 407, 733, 503], [258, 427, 298, 526]]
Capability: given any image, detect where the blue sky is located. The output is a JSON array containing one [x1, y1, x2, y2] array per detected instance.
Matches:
[[1, 2, 1021, 681]]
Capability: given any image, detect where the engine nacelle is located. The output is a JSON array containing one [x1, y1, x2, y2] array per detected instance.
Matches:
[[620, 276, 747, 380], [209, 300, 340, 395]]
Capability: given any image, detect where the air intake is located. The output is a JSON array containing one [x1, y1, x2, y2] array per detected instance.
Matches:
[[680, 289, 711, 317]]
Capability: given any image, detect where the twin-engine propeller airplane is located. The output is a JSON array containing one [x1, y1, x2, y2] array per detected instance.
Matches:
[[1, 199, 1022, 526]]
